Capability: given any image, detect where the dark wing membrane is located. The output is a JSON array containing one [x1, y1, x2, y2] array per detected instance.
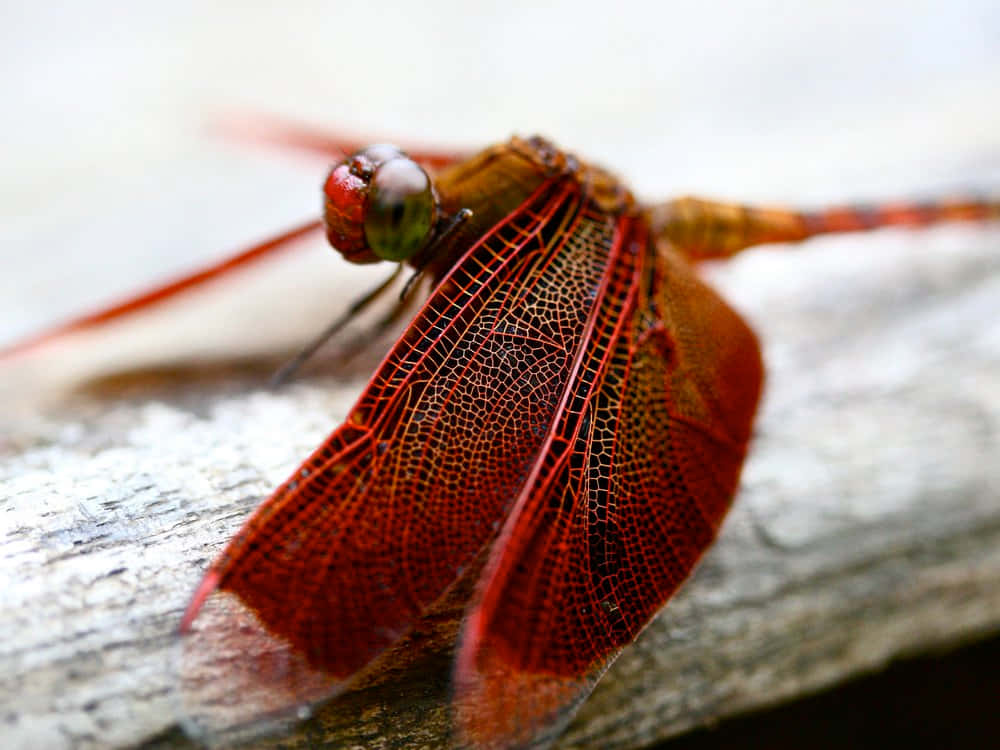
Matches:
[[178, 178, 625, 742], [453, 225, 764, 749]]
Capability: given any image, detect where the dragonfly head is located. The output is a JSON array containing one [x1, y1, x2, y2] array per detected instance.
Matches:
[[323, 145, 438, 265]]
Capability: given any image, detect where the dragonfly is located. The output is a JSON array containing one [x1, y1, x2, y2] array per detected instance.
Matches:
[[6, 124, 998, 749]]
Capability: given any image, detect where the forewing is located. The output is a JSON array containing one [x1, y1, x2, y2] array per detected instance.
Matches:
[[454, 227, 764, 749], [178, 179, 626, 742], [1, 221, 329, 400], [218, 114, 467, 170]]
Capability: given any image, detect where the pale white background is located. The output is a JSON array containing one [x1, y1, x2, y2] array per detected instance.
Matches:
[[2, 0, 999, 351]]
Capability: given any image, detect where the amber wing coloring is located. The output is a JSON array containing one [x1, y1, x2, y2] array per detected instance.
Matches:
[[177, 176, 630, 742], [453, 220, 763, 748], [5, 127, 995, 749]]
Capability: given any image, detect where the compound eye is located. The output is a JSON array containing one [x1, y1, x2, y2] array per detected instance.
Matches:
[[363, 158, 435, 262]]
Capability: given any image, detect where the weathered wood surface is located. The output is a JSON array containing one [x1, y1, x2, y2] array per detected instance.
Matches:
[[4, 4, 1000, 746], [2, 219, 999, 750]]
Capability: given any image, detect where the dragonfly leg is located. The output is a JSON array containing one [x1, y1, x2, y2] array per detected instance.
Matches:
[[334, 272, 428, 367], [269, 265, 403, 387], [648, 196, 1000, 261], [321, 209, 474, 371]]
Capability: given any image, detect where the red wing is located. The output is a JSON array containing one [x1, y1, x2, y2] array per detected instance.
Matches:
[[453, 225, 764, 749], [216, 114, 467, 170], [177, 179, 628, 742], [0, 220, 322, 359], [3, 115, 467, 359]]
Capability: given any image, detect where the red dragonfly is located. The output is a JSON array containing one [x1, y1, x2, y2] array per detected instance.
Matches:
[[6, 125, 998, 749]]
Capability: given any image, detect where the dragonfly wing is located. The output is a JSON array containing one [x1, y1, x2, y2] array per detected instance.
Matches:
[[0, 221, 335, 404], [178, 179, 628, 743], [453, 228, 764, 749], [2, 220, 324, 360], [217, 114, 468, 170]]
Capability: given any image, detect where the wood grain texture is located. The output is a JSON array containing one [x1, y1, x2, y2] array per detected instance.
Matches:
[[2, 219, 998, 750]]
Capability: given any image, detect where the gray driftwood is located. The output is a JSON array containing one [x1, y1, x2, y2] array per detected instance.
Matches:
[[2, 222, 999, 750]]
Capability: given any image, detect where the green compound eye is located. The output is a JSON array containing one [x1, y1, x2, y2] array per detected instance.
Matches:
[[363, 157, 436, 262]]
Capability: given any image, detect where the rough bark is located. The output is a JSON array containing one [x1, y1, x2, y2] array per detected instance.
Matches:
[[2, 223, 999, 750]]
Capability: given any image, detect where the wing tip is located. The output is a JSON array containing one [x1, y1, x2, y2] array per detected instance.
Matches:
[[179, 569, 222, 633]]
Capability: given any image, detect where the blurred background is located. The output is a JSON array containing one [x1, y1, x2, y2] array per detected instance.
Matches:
[[2, 0, 999, 349], [1, 2, 998, 747]]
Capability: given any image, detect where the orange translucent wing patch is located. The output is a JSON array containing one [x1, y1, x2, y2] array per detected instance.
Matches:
[[454, 229, 764, 748], [178, 178, 628, 742]]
